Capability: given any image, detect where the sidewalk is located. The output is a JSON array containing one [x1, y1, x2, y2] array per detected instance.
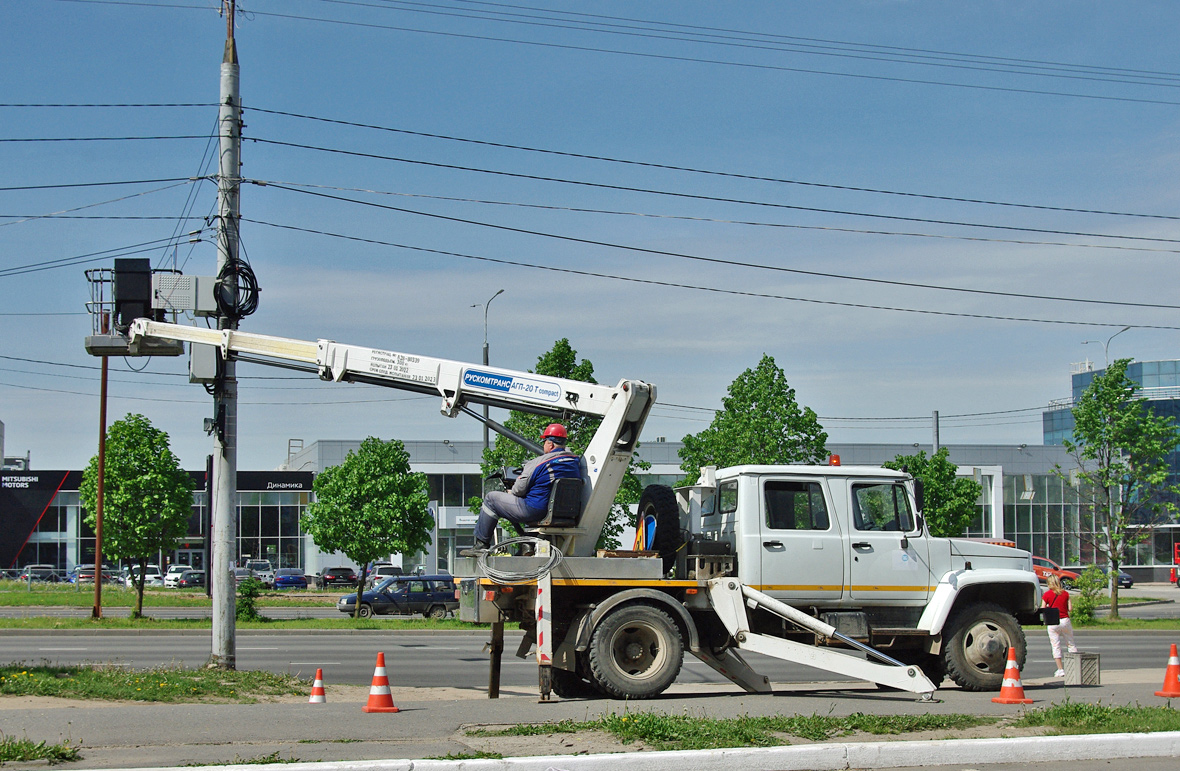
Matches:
[[0, 670, 1175, 770]]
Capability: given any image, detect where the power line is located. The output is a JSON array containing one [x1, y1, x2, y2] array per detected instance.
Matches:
[[0, 135, 214, 142], [243, 216, 1180, 330], [260, 182, 1180, 310], [318, 0, 1180, 91], [50, 1, 1180, 104], [445, 0, 1180, 81], [266, 179, 1180, 255], [0, 177, 202, 192], [0, 102, 215, 107], [0, 233, 210, 278], [248, 137, 1180, 245], [232, 5, 1180, 107], [0, 180, 197, 229], [251, 107, 1180, 222]]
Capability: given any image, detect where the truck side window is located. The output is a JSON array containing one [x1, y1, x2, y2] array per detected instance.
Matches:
[[718, 481, 739, 514], [764, 480, 830, 530], [852, 483, 914, 532]]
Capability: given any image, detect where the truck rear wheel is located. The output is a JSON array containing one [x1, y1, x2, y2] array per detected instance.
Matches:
[[550, 665, 601, 699], [638, 485, 682, 574], [588, 603, 683, 699], [943, 602, 1025, 692]]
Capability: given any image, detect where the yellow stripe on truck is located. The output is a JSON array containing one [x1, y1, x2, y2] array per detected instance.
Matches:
[[754, 585, 938, 593]]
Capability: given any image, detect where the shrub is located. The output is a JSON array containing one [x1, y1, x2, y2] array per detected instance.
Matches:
[[235, 577, 265, 622], [1070, 565, 1106, 625]]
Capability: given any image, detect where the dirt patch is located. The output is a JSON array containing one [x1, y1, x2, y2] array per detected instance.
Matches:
[[459, 725, 647, 757]]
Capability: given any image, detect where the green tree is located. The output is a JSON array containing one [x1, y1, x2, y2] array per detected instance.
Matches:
[[78, 413, 193, 618], [883, 448, 981, 537], [679, 354, 828, 483], [301, 437, 432, 618], [1057, 358, 1180, 619], [477, 339, 646, 550]]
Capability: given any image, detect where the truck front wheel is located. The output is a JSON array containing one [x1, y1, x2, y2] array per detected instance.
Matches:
[[588, 603, 683, 699], [943, 602, 1026, 692]]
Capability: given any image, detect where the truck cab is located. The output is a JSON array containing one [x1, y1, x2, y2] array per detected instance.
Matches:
[[682, 464, 1040, 691]]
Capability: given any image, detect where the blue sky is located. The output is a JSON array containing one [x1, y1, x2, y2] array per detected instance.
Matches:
[[3, 1, 1179, 471]]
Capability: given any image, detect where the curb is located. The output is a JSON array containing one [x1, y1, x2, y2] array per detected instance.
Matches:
[[101, 731, 1180, 771]]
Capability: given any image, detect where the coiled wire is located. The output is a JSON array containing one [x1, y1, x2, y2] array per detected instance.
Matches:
[[478, 536, 564, 585]]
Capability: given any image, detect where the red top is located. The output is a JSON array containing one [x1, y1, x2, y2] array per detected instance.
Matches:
[[1043, 589, 1070, 619]]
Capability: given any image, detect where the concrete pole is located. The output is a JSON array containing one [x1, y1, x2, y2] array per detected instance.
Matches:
[[210, 1, 240, 669], [91, 352, 108, 619], [932, 410, 940, 453]]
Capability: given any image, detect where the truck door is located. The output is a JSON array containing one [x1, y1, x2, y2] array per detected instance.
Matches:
[[847, 481, 932, 604], [758, 477, 844, 602]]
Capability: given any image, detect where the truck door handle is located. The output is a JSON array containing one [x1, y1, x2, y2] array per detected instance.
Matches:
[[763, 541, 784, 548], [852, 542, 871, 549]]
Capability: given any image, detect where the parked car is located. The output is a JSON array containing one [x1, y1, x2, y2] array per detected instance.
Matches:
[[317, 566, 358, 590], [18, 565, 60, 583], [163, 564, 192, 588], [245, 560, 275, 588], [1099, 566, 1134, 589], [1032, 555, 1080, 587], [233, 567, 251, 586], [336, 575, 458, 619], [273, 568, 307, 590], [177, 570, 206, 589], [365, 564, 405, 588], [127, 564, 164, 588], [0, 569, 20, 581]]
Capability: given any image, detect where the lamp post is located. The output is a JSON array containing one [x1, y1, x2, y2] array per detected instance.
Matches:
[[473, 290, 504, 453], [1082, 325, 1132, 368]]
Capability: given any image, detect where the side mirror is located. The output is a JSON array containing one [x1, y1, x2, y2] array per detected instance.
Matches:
[[913, 479, 925, 513]]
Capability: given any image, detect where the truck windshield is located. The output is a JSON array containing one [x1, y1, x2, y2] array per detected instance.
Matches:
[[851, 483, 914, 532]]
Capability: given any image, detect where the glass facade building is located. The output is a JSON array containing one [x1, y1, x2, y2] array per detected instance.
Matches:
[[1043, 359, 1180, 576], [1, 470, 312, 574]]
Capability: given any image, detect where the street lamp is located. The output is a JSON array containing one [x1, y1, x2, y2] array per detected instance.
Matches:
[[472, 290, 504, 453], [1082, 325, 1132, 368]]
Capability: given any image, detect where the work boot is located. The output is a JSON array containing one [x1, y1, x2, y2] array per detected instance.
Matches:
[[460, 539, 491, 558]]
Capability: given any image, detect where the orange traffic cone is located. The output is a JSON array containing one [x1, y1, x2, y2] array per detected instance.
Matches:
[[308, 668, 326, 704], [361, 652, 400, 713], [991, 647, 1033, 704], [1154, 644, 1180, 697]]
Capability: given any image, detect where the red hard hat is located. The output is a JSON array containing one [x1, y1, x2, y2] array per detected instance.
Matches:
[[541, 423, 568, 441]]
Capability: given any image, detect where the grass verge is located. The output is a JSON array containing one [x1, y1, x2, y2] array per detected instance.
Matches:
[[0, 586, 340, 608], [0, 616, 498, 631], [0, 734, 81, 764], [472, 711, 992, 752], [0, 663, 304, 703], [1014, 701, 1180, 734]]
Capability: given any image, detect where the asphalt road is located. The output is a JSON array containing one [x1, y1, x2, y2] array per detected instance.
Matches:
[[1, 628, 1177, 689]]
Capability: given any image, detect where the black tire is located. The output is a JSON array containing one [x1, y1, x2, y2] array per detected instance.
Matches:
[[427, 605, 447, 620], [638, 484, 682, 574], [550, 666, 600, 699], [587, 603, 683, 699], [357, 603, 373, 619], [943, 602, 1026, 692]]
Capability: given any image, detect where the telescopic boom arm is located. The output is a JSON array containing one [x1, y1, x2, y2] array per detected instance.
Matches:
[[127, 319, 655, 555]]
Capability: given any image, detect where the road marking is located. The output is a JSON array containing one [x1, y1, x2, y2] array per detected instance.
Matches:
[[289, 662, 342, 665], [39, 647, 88, 651], [239, 647, 280, 650]]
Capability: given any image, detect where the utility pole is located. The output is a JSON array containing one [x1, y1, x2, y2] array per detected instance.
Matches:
[[91, 339, 109, 619], [210, 0, 241, 669], [931, 410, 940, 453]]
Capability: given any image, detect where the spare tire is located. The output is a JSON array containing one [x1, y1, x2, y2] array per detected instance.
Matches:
[[638, 484, 682, 574]]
